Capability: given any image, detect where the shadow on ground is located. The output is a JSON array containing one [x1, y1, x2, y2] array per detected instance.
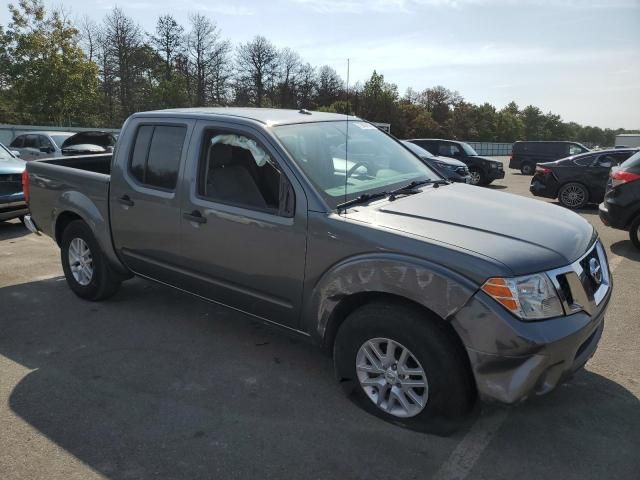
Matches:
[[1, 277, 639, 479], [0, 220, 29, 241], [611, 239, 640, 261]]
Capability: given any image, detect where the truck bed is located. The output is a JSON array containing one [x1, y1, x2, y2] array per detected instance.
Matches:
[[26, 154, 113, 242]]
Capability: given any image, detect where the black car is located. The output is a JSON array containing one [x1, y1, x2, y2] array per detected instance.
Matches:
[[510, 141, 590, 175], [61, 131, 118, 156], [530, 148, 638, 209], [599, 150, 640, 249], [401, 141, 471, 183], [407, 138, 504, 185]]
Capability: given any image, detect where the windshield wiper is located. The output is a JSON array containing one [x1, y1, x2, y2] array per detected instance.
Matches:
[[336, 191, 390, 212], [387, 178, 448, 201]]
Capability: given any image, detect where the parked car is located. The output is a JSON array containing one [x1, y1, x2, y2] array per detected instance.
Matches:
[[0, 142, 28, 223], [24, 108, 610, 431], [401, 141, 471, 183], [61, 131, 118, 156], [406, 138, 504, 185], [530, 148, 638, 209], [510, 141, 590, 175], [599, 150, 640, 249], [9, 131, 75, 160]]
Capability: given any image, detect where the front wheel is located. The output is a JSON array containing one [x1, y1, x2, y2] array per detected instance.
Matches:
[[468, 168, 486, 186], [558, 182, 589, 209], [60, 220, 121, 301], [333, 302, 475, 433], [630, 215, 640, 250]]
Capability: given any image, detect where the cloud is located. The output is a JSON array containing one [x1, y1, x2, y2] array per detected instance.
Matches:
[[291, 0, 640, 14]]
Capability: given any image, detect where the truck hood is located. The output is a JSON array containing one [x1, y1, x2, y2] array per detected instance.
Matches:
[[346, 183, 594, 276]]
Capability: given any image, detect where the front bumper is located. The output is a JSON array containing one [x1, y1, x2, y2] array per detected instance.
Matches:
[[451, 242, 611, 404], [488, 168, 505, 181]]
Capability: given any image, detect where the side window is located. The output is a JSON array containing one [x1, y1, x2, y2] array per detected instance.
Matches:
[[569, 144, 584, 156], [38, 135, 53, 149], [10, 136, 24, 148], [24, 135, 40, 149], [573, 156, 595, 167], [595, 154, 616, 168], [437, 144, 451, 156], [128, 124, 186, 191], [198, 131, 284, 214]]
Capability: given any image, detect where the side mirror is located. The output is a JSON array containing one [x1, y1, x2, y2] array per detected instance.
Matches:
[[10, 150, 21, 157]]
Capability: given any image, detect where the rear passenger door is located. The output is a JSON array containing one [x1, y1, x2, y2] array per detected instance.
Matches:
[[176, 120, 307, 329], [109, 118, 194, 283]]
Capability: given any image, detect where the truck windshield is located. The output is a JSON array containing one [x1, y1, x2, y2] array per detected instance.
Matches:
[[273, 121, 440, 209]]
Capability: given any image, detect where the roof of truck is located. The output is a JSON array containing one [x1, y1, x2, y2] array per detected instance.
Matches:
[[140, 107, 359, 126]]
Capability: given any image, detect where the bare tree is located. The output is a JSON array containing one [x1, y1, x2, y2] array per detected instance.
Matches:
[[277, 47, 301, 108], [315, 65, 344, 107], [187, 13, 223, 106], [296, 62, 316, 109], [151, 14, 184, 81], [78, 15, 98, 62], [235, 35, 279, 107]]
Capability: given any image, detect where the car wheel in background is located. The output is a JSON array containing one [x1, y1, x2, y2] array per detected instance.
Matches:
[[468, 168, 485, 186], [520, 163, 534, 175], [333, 301, 476, 433], [558, 182, 589, 209], [60, 219, 121, 300], [630, 215, 640, 250]]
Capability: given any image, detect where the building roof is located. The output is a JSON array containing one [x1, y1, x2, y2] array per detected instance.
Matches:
[[139, 107, 358, 126]]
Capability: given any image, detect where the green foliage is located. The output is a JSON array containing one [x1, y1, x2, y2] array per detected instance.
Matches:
[[0, 1, 636, 143]]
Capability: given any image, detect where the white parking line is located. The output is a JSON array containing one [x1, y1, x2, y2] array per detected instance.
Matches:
[[434, 249, 625, 480]]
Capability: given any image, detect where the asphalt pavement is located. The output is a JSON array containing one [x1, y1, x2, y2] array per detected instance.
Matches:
[[0, 165, 638, 480]]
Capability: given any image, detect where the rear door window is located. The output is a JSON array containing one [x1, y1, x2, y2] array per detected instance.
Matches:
[[24, 135, 40, 149], [9, 136, 24, 148], [128, 124, 187, 191]]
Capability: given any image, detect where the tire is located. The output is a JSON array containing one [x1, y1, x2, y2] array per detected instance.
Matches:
[[60, 220, 121, 301], [468, 168, 486, 186], [630, 215, 640, 250], [558, 182, 589, 209], [520, 163, 534, 175], [333, 301, 476, 433]]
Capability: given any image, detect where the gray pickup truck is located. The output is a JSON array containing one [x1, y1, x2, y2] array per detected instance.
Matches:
[[24, 108, 611, 431]]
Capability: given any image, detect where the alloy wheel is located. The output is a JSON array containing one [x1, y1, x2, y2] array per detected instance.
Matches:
[[355, 338, 429, 418], [68, 237, 94, 286], [560, 184, 586, 208]]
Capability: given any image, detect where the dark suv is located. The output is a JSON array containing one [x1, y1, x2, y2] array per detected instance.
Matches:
[[407, 139, 505, 185], [599, 150, 640, 249], [510, 141, 590, 175]]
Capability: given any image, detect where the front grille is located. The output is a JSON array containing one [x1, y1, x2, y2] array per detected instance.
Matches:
[[548, 241, 610, 316], [0, 174, 22, 196]]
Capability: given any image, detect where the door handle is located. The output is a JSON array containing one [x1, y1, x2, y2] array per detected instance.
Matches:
[[183, 210, 207, 224], [118, 195, 134, 207]]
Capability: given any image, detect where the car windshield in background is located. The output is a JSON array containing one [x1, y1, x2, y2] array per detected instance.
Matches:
[[274, 121, 439, 208], [51, 134, 73, 148], [403, 141, 435, 158], [461, 142, 478, 156]]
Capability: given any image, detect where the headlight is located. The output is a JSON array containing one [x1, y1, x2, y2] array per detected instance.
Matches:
[[481, 274, 564, 320], [435, 162, 455, 171]]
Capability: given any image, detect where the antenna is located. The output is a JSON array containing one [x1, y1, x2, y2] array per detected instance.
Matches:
[[343, 58, 350, 214]]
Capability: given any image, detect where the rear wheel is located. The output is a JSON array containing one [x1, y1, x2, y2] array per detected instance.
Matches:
[[630, 215, 640, 250], [333, 302, 475, 433], [558, 182, 589, 209], [520, 163, 534, 175], [60, 220, 121, 300]]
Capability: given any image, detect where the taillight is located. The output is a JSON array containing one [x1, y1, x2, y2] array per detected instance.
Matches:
[[22, 169, 29, 204], [536, 166, 551, 174], [610, 170, 640, 187]]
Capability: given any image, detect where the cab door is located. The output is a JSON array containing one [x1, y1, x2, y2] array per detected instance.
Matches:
[[109, 118, 194, 284], [175, 121, 308, 329]]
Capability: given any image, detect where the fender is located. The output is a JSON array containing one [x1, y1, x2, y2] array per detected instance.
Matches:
[[53, 190, 130, 277], [303, 252, 479, 345]]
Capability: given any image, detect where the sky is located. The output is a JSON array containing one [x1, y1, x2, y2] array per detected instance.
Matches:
[[2, 0, 639, 129]]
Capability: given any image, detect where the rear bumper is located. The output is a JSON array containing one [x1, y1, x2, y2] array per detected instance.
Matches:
[[451, 282, 610, 404], [530, 180, 556, 198], [0, 199, 28, 221], [599, 201, 632, 230]]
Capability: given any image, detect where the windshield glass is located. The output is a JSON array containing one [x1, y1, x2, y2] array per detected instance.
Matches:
[[402, 141, 435, 158], [51, 134, 73, 148], [0, 143, 15, 160], [460, 142, 478, 156], [274, 121, 440, 208]]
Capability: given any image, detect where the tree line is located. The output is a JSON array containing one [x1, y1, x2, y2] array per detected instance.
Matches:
[[0, 0, 635, 145]]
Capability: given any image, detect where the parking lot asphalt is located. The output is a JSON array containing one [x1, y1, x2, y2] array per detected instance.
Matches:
[[1, 163, 639, 480]]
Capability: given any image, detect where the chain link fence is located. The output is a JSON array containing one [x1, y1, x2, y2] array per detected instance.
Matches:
[[465, 142, 513, 156]]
